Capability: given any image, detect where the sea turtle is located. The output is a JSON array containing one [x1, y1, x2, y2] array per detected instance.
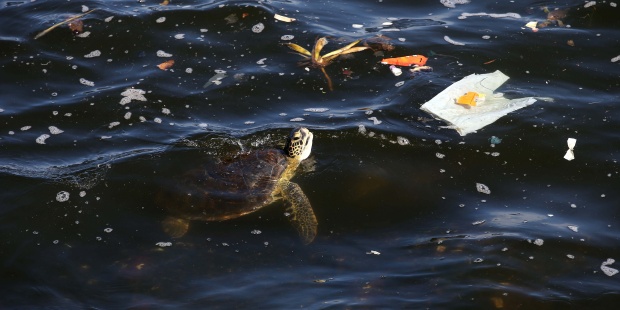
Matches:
[[156, 127, 317, 244]]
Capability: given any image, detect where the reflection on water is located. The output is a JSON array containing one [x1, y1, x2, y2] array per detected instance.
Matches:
[[1, 0, 620, 308]]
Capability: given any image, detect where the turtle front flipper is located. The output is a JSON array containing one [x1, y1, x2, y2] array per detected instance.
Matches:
[[162, 216, 190, 238], [282, 181, 317, 244]]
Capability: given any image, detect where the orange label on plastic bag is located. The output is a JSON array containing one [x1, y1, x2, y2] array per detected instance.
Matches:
[[456, 92, 481, 106], [381, 55, 428, 67]]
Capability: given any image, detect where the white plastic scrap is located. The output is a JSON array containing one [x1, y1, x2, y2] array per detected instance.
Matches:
[[274, 14, 295, 22], [36, 134, 50, 144], [564, 138, 576, 161], [48, 126, 64, 134], [420, 70, 546, 136], [584, 1, 596, 8], [444, 35, 465, 46], [568, 225, 579, 232], [84, 50, 101, 58], [389, 65, 402, 76], [476, 183, 491, 194], [601, 258, 619, 277], [612, 55, 620, 63]]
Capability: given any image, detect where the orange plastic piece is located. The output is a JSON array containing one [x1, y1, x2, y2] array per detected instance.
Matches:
[[456, 92, 479, 106], [381, 55, 428, 67], [157, 60, 175, 70]]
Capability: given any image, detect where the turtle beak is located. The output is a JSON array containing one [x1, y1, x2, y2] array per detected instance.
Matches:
[[299, 127, 313, 161]]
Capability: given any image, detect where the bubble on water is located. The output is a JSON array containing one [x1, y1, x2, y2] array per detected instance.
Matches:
[[109, 122, 120, 129], [476, 183, 491, 194], [281, 35, 294, 40], [96, 236, 102, 241], [252, 23, 265, 33], [156, 241, 172, 247], [56, 191, 70, 202], [162, 108, 171, 115], [397, 136, 409, 145], [304, 108, 329, 113], [174, 33, 185, 39], [36, 134, 50, 144], [534, 238, 544, 246], [568, 225, 579, 232], [51, 92, 58, 97], [436, 153, 445, 159], [104, 227, 113, 233], [48, 126, 64, 134], [251, 229, 262, 235], [82, 5, 89, 12], [156, 17, 166, 23], [264, 241, 269, 246], [53, 239, 59, 244], [473, 258, 484, 263], [290, 117, 304, 122], [156, 50, 173, 57], [84, 50, 101, 58]]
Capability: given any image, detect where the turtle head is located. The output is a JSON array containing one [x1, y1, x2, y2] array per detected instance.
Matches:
[[285, 127, 313, 161]]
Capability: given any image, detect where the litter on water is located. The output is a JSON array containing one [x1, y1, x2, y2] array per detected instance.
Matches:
[[420, 70, 550, 136], [564, 138, 576, 161]]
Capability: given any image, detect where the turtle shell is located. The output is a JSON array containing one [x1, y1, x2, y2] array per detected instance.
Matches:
[[157, 148, 289, 221]]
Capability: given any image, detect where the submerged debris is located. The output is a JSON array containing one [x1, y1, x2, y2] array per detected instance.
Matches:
[[34, 9, 97, 39]]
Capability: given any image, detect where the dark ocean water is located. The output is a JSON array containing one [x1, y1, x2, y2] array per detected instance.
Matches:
[[1, 0, 620, 308]]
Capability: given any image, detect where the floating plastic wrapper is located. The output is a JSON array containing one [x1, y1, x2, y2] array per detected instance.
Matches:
[[564, 138, 576, 161], [420, 70, 551, 136]]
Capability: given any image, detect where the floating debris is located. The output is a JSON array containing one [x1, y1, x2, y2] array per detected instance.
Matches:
[[458, 12, 521, 19], [274, 14, 295, 22], [366, 250, 381, 255], [568, 225, 579, 232], [109, 121, 120, 129], [368, 116, 382, 125], [395, 81, 405, 87], [396, 136, 409, 145], [34, 8, 97, 39], [389, 65, 402, 76], [174, 34, 185, 39], [476, 183, 491, 194], [489, 136, 502, 144], [251, 229, 262, 235], [352, 24, 364, 28], [36, 134, 50, 144], [612, 55, 620, 63], [472, 219, 486, 225], [157, 60, 175, 70], [156, 241, 172, 247], [224, 14, 238, 24], [473, 258, 484, 263], [281, 35, 294, 41], [304, 108, 329, 113], [84, 50, 101, 58], [440, 0, 470, 8], [156, 50, 173, 57], [104, 227, 113, 233], [564, 138, 576, 161], [104, 16, 114, 22], [156, 17, 166, 23], [290, 117, 304, 122], [48, 126, 64, 134], [56, 191, 70, 202], [584, 1, 596, 8], [601, 258, 619, 277], [252, 23, 265, 33], [444, 35, 465, 46], [436, 153, 445, 159], [120, 88, 147, 105], [533, 239, 544, 246], [203, 71, 227, 88], [79, 78, 94, 86]]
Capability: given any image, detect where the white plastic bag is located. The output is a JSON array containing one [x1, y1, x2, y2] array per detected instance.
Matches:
[[420, 70, 546, 136]]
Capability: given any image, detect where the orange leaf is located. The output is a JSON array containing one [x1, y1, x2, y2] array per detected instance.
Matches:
[[157, 60, 175, 70], [381, 55, 428, 66]]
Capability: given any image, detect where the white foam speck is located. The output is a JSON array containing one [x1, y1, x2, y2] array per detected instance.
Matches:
[[154, 118, 162, 123], [174, 34, 185, 39], [109, 121, 120, 129], [48, 126, 64, 134], [79, 78, 94, 86], [156, 17, 166, 23], [476, 183, 491, 194], [252, 23, 265, 33], [162, 108, 171, 115], [156, 241, 172, 247], [290, 117, 304, 122]]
